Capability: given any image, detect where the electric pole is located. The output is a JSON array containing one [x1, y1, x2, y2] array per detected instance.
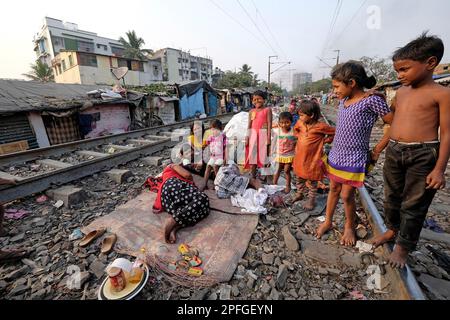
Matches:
[[334, 49, 341, 66], [268, 55, 278, 91]]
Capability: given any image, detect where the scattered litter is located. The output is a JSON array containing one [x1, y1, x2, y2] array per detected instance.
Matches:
[[4, 209, 31, 220], [30, 164, 41, 171], [54, 200, 64, 209], [36, 195, 48, 203], [424, 218, 444, 233], [356, 224, 368, 239], [349, 290, 367, 300], [355, 241, 373, 253], [316, 216, 326, 222], [107, 147, 116, 154], [231, 188, 269, 214], [69, 229, 84, 241], [168, 244, 204, 277]]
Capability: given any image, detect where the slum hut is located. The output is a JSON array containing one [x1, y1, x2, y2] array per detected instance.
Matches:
[[0, 79, 146, 154], [176, 80, 220, 120]]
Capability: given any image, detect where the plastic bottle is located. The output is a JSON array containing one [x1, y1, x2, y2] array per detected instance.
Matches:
[[129, 248, 146, 283]]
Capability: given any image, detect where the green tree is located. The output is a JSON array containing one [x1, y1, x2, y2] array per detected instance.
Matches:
[[119, 30, 146, 60], [22, 60, 54, 82], [360, 56, 397, 85], [239, 64, 253, 76]]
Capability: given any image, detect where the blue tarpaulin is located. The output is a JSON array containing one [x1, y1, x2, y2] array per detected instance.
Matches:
[[179, 88, 205, 119], [207, 92, 218, 116]]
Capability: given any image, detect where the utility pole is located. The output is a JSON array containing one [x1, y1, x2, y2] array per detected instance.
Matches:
[[334, 49, 341, 66], [268, 55, 278, 91]]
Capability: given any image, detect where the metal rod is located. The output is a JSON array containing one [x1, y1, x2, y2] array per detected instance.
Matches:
[[358, 186, 427, 300]]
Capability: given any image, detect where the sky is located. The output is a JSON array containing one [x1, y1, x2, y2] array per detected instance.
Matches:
[[1, 0, 450, 90]]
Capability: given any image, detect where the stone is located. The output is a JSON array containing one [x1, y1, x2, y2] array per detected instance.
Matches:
[[262, 253, 275, 265], [219, 285, 232, 300], [239, 259, 249, 268], [356, 226, 368, 239], [276, 265, 289, 290], [247, 278, 255, 289], [282, 226, 300, 251], [179, 290, 191, 298], [9, 284, 29, 296], [21, 258, 38, 269], [5, 265, 30, 281], [231, 286, 240, 297], [10, 233, 25, 242], [30, 289, 47, 300], [419, 274, 450, 299], [142, 156, 164, 166], [426, 264, 449, 280], [207, 292, 218, 300], [191, 288, 209, 300], [46, 186, 85, 208], [420, 229, 450, 246], [288, 289, 299, 298], [318, 267, 328, 275], [89, 260, 106, 279], [13, 278, 27, 287], [298, 287, 307, 297], [297, 212, 311, 226], [269, 288, 281, 300], [105, 169, 132, 184], [322, 289, 336, 300], [260, 281, 271, 294], [0, 280, 8, 291]]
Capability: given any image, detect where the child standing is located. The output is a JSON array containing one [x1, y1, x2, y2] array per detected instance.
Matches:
[[317, 61, 394, 246], [201, 119, 227, 191], [245, 90, 273, 178], [272, 112, 297, 193], [292, 100, 335, 210], [370, 33, 450, 268]]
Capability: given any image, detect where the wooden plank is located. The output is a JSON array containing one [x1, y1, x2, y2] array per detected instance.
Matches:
[[0, 140, 29, 155]]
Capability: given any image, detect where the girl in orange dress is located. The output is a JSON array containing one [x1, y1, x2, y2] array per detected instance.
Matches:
[[245, 91, 272, 178], [293, 100, 335, 210]]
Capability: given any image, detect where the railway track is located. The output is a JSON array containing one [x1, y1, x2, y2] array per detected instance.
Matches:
[[320, 104, 427, 300], [0, 113, 234, 204]]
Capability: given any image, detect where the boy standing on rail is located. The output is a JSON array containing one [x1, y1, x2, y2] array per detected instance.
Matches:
[[371, 33, 450, 268]]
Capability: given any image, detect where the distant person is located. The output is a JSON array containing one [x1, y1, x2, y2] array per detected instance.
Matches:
[[292, 100, 335, 210], [370, 33, 450, 268], [317, 61, 394, 247]]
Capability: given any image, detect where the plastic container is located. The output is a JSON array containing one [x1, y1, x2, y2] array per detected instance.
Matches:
[[129, 248, 147, 284]]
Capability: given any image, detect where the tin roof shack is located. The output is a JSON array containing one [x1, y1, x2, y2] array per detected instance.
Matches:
[[0, 80, 145, 153], [176, 80, 220, 120]]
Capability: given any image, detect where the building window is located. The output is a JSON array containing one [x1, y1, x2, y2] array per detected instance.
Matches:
[[111, 46, 125, 57], [179, 69, 183, 76], [62, 60, 66, 71], [54, 67, 58, 76], [96, 44, 108, 51], [68, 54, 74, 67], [78, 53, 97, 67], [178, 58, 182, 63], [78, 41, 94, 53], [52, 36, 64, 47], [57, 65, 62, 74]]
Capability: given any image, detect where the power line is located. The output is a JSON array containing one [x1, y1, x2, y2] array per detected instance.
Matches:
[[209, 0, 274, 52], [331, 0, 368, 46], [249, 0, 288, 60], [235, 0, 278, 55], [321, 0, 343, 56]]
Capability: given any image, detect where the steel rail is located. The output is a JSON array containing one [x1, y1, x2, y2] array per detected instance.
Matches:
[[321, 109, 426, 300], [0, 113, 234, 167]]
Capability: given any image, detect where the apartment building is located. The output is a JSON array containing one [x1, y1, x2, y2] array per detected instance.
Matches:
[[152, 48, 214, 83], [292, 72, 313, 91]]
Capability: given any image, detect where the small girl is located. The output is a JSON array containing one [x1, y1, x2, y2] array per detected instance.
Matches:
[[245, 90, 272, 178], [272, 112, 297, 193], [317, 61, 393, 246], [292, 100, 335, 210], [201, 119, 227, 190]]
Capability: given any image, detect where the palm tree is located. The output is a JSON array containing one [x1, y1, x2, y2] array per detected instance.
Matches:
[[119, 30, 146, 60], [239, 64, 253, 76], [22, 60, 54, 82]]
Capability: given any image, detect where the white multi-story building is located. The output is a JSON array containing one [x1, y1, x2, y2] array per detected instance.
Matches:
[[152, 48, 214, 83], [33, 17, 162, 86], [292, 72, 313, 92]]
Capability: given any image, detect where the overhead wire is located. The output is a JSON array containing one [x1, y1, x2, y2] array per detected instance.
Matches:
[[209, 0, 274, 53], [330, 0, 368, 46], [235, 0, 278, 55]]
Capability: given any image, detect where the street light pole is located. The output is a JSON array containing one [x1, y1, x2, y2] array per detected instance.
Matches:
[[334, 49, 341, 66], [268, 55, 278, 91]]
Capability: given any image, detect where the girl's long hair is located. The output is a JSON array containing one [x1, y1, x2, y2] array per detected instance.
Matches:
[[331, 61, 377, 89]]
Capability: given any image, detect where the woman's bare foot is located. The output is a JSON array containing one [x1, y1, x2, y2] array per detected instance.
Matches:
[[340, 225, 356, 247], [164, 217, 177, 244], [316, 220, 333, 239], [389, 244, 409, 269], [303, 196, 316, 211], [369, 229, 396, 248], [169, 225, 181, 244]]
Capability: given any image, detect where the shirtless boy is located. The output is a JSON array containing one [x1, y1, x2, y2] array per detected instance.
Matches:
[[370, 33, 450, 268]]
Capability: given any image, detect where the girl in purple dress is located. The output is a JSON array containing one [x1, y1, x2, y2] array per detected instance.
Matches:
[[317, 61, 394, 246]]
